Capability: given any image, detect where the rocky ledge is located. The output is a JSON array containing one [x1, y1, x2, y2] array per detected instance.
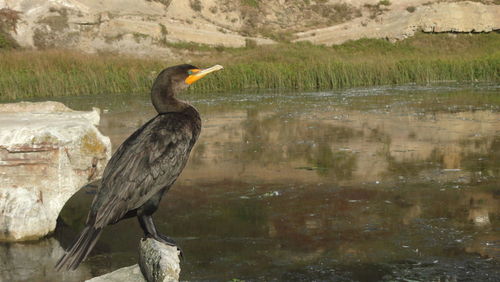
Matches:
[[0, 101, 111, 241], [87, 238, 181, 282]]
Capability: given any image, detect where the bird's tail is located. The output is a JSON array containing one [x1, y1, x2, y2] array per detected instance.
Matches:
[[55, 225, 103, 271]]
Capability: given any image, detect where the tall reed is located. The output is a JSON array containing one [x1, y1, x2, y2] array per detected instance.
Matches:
[[191, 57, 499, 92], [0, 33, 498, 100]]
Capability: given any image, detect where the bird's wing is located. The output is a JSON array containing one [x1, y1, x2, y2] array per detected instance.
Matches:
[[89, 116, 195, 227]]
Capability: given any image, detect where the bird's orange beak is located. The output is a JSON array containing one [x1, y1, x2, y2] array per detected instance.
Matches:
[[185, 64, 224, 85]]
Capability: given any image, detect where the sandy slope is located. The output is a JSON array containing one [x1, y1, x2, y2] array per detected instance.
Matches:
[[0, 0, 498, 56]]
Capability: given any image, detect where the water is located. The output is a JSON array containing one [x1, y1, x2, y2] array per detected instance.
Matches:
[[1, 84, 499, 281]]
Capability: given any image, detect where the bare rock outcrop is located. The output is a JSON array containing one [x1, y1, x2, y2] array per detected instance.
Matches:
[[0, 0, 273, 57], [0, 101, 111, 241], [0, 0, 498, 55], [86, 238, 181, 282], [295, 1, 500, 45]]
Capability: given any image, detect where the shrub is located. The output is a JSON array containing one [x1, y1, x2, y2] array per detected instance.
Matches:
[[190, 0, 202, 12], [245, 38, 257, 48], [0, 8, 21, 33], [406, 6, 416, 13]]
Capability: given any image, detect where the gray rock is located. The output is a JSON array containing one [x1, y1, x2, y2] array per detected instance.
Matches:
[[139, 238, 181, 282], [86, 238, 181, 282], [0, 101, 111, 241], [86, 265, 146, 282]]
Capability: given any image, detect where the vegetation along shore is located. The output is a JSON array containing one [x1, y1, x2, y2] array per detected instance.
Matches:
[[0, 33, 499, 100]]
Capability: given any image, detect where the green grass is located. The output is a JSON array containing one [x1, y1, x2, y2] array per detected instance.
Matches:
[[0, 51, 165, 100], [191, 58, 498, 92], [0, 30, 17, 49], [0, 33, 499, 100], [241, 0, 260, 8]]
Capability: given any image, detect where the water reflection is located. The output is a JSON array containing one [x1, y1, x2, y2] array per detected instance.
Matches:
[[7, 85, 500, 281], [182, 107, 500, 188], [0, 238, 92, 281]]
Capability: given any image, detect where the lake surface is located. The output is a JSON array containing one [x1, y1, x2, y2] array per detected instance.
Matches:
[[1, 84, 499, 281]]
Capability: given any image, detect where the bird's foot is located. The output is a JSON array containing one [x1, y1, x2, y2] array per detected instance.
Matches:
[[147, 233, 184, 260], [148, 233, 177, 246]]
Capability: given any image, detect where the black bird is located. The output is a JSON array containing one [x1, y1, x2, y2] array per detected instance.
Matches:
[[56, 64, 223, 271]]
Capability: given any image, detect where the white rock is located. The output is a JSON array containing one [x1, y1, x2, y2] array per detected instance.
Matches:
[[86, 265, 146, 282], [0, 101, 111, 241], [0, 187, 52, 241]]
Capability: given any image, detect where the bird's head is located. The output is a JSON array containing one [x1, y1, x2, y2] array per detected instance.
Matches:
[[151, 63, 223, 113], [159, 64, 224, 94]]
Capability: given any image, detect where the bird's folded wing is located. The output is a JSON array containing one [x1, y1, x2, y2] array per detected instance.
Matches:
[[89, 118, 193, 227]]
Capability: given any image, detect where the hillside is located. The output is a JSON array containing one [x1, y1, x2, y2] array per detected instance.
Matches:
[[0, 0, 498, 57]]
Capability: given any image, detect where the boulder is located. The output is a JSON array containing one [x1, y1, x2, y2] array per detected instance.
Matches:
[[0, 101, 111, 241], [86, 238, 181, 282]]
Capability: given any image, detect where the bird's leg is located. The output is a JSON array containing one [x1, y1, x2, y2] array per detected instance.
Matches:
[[137, 214, 184, 258], [138, 214, 176, 246]]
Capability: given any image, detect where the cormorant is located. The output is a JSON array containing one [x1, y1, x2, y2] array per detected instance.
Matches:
[[56, 64, 223, 271]]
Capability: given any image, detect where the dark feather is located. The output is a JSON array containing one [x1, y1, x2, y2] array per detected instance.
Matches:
[[55, 226, 102, 271]]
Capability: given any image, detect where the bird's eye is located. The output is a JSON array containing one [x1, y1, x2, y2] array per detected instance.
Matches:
[[188, 70, 193, 75]]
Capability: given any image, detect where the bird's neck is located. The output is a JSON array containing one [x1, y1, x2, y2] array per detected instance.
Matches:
[[151, 85, 189, 114]]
